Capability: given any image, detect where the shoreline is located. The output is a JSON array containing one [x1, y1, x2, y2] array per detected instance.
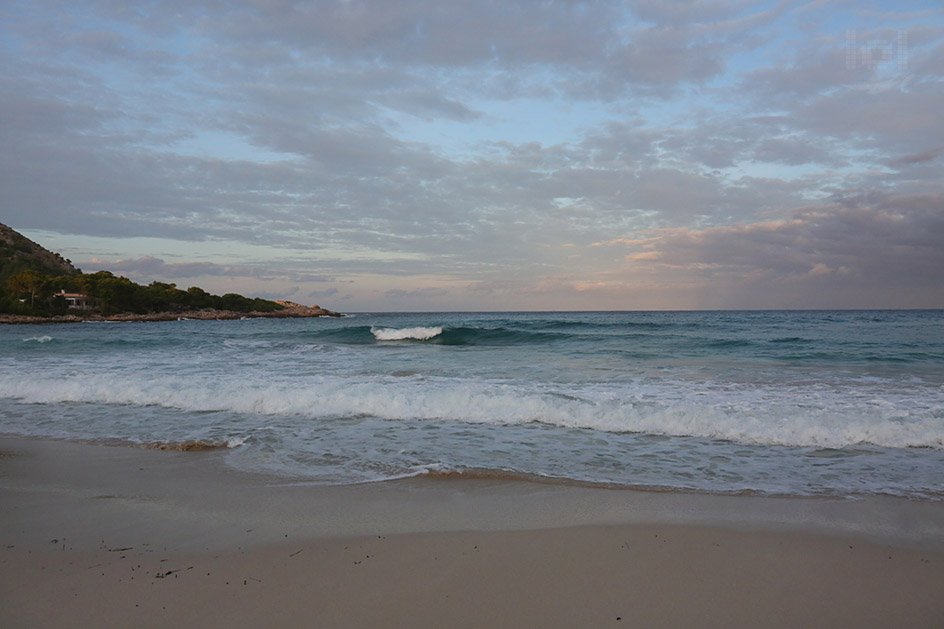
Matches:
[[3, 436, 944, 627], [3, 436, 944, 549], [0, 304, 342, 325]]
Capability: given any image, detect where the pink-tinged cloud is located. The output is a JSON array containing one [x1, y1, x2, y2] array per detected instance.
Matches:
[[607, 193, 944, 307]]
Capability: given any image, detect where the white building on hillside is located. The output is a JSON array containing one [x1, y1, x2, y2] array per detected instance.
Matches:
[[57, 289, 95, 310]]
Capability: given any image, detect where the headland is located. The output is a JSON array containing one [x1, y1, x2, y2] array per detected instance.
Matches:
[[0, 302, 342, 324]]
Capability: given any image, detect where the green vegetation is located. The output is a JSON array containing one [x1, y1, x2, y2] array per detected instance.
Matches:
[[0, 233, 74, 283], [0, 226, 284, 317], [1, 269, 284, 317]]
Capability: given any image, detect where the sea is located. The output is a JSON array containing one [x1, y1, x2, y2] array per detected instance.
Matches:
[[2, 310, 943, 500]]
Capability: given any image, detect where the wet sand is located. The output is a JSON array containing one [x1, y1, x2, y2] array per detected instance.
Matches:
[[2, 437, 943, 628]]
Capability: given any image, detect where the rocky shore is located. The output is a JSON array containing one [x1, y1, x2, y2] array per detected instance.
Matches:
[[0, 302, 342, 324]]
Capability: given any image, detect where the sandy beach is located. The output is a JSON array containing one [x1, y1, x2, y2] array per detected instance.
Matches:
[[2, 437, 944, 628]]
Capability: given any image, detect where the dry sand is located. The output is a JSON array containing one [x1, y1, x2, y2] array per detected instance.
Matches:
[[2, 437, 943, 628]]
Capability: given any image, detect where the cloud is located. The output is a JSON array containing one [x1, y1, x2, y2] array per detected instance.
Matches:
[[608, 192, 944, 306], [86, 256, 336, 284], [306, 287, 340, 300], [741, 44, 875, 103], [383, 287, 450, 299], [1, 1, 942, 309], [887, 147, 944, 167], [630, 0, 772, 26], [215, 1, 619, 67]]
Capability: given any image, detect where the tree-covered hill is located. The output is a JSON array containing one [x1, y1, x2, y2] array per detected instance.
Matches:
[[0, 223, 285, 317], [0, 223, 79, 283]]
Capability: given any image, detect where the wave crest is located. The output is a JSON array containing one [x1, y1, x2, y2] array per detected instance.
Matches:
[[23, 336, 53, 343], [371, 326, 443, 341]]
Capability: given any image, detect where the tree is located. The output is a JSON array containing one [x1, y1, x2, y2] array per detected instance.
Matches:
[[7, 269, 48, 307], [0, 261, 286, 317], [96, 276, 137, 313], [76, 270, 116, 298], [143, 281, 189, 312], [186, 286, 216, 309]]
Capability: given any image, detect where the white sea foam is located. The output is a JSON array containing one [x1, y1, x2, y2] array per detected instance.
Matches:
[[371, 326, 443, 341], [1, 373, 941, 450], [23, 336, 53, 343]]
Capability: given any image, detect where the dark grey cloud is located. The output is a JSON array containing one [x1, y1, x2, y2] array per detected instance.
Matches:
[[214, 0, 618, 67], [887, 147, 944, 166]]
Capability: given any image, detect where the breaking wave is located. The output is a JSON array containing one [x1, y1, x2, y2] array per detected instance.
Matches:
[[308, 324, 566, 346], [1, 373, 941, 451], [23, 336, 53, 343], [371, 326, 443, 341]]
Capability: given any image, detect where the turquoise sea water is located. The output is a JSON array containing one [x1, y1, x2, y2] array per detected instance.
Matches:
[[1, 310, 943, 498]]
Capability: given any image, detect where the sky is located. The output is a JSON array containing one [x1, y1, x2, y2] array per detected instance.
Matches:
[[1, 0, 942, 311]]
